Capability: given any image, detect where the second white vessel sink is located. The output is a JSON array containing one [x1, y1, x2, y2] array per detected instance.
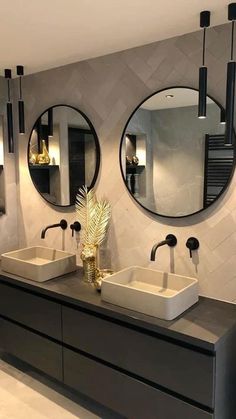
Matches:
[[1, 246, 77, 282], [101, 266, 198, 320]]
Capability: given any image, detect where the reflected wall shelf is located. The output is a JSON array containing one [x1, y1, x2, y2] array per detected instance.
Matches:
[[29, 165, 59, 198], [29, 165, 59, 170], [126, 164, 145, 174], [126, 165, 146, 198]]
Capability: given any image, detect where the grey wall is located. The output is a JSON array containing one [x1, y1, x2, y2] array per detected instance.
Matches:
[[151, 103, 225, 216], [12, 23, 236, 302], [0, 76, 18, 255]]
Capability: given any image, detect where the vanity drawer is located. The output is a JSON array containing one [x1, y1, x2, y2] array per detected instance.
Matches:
[[64, 348, 213, 419], [0, 317, 63, 381], [0, 281, 61, 340], [62, 307, 215, 408]]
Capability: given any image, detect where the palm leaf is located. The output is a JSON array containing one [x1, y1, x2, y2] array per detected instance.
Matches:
[[76, 186, 111, 246], [88, 201, 111, 246], [75, 186, 97, 243]]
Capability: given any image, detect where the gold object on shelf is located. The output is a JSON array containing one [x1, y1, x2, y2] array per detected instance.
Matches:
[[126, 156, 132, 165], [37, 140, 50, 165], [29, 150, 37, 165], [132, 155, 139, 166]]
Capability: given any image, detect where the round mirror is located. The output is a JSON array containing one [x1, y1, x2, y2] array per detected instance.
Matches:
[[120, 87, 235, 218], [28, 105, 100, 207]]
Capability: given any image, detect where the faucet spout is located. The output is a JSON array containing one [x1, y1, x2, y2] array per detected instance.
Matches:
[[150, 234, 177, 261], [150, 240, 169, 261], [41, 219, 68, 239]]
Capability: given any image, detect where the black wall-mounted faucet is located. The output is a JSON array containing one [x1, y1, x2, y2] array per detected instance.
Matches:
[[150, 234, 177, 261], [70, 221, 81, 237], [41, 219, 68, 239], [186, 237, 199, 258]]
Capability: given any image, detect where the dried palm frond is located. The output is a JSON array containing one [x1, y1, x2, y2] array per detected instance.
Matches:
[[76, 186, 111, 247], [75, 186, 97, 243], [88, 200, 111, 246]]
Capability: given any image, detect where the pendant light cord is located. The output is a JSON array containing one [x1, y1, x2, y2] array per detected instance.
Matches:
[[231, 20, 235, 61]]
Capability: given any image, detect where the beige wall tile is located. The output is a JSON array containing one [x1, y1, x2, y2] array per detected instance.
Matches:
[[11, 22, 236, 303]]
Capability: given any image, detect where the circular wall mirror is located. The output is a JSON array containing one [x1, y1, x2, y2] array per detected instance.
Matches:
[[120, 87, 235, 218], [28, 105, 100, 207]]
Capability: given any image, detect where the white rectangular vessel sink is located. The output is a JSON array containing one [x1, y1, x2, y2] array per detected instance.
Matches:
[[101, 266, 199, 320], [1, 246, 77, 282]]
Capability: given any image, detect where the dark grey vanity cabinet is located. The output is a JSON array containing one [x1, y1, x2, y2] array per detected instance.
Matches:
[[0, 272, 236, 419], [0, 317, 63, 381], [62, 307, 214, 408], [64, 348, 212, 419], [0, 281, 61, 339], [0, 281, 63, 381]]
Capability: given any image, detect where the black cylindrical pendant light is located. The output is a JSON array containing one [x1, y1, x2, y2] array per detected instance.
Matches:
[[225, 3, 236, 146], [4, 69, 14, 153], [16, 65, 25, 135], [198, 11, 211, 119], [36, 118, 42, 153], [220, 108, 226, 125], [48, 108, 53, 137]]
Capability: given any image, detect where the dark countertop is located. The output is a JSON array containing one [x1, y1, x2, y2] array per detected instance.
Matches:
[[0, 267, 236, 352]]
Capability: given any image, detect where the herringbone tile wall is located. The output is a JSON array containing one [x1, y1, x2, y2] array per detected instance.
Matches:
[[0, 77, 18, 256], [16, 23, 236, 302]]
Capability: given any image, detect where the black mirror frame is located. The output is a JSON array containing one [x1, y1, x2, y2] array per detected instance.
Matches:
[[28, 104, 100, 208], [119, 86, 236, 219]]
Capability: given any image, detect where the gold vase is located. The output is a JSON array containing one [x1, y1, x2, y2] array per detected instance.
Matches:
[[81, 244, 98, 283], [37, 140, 50, 165]]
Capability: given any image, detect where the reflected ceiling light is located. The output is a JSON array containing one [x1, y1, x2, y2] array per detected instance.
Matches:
[[225, 3, 236, 146], [16, 65, 25, 135], [165, 94, 174, 98], [198, 11, 211, 119], [4, 69, 14, 153]]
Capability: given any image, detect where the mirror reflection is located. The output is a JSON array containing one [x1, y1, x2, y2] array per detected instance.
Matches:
[[28, 105, 100, 207], [120, 87, 235, 218]]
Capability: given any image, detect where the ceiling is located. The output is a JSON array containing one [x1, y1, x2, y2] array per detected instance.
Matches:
[[0, 0, 231, 76], [141, 88, 213, 110]]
